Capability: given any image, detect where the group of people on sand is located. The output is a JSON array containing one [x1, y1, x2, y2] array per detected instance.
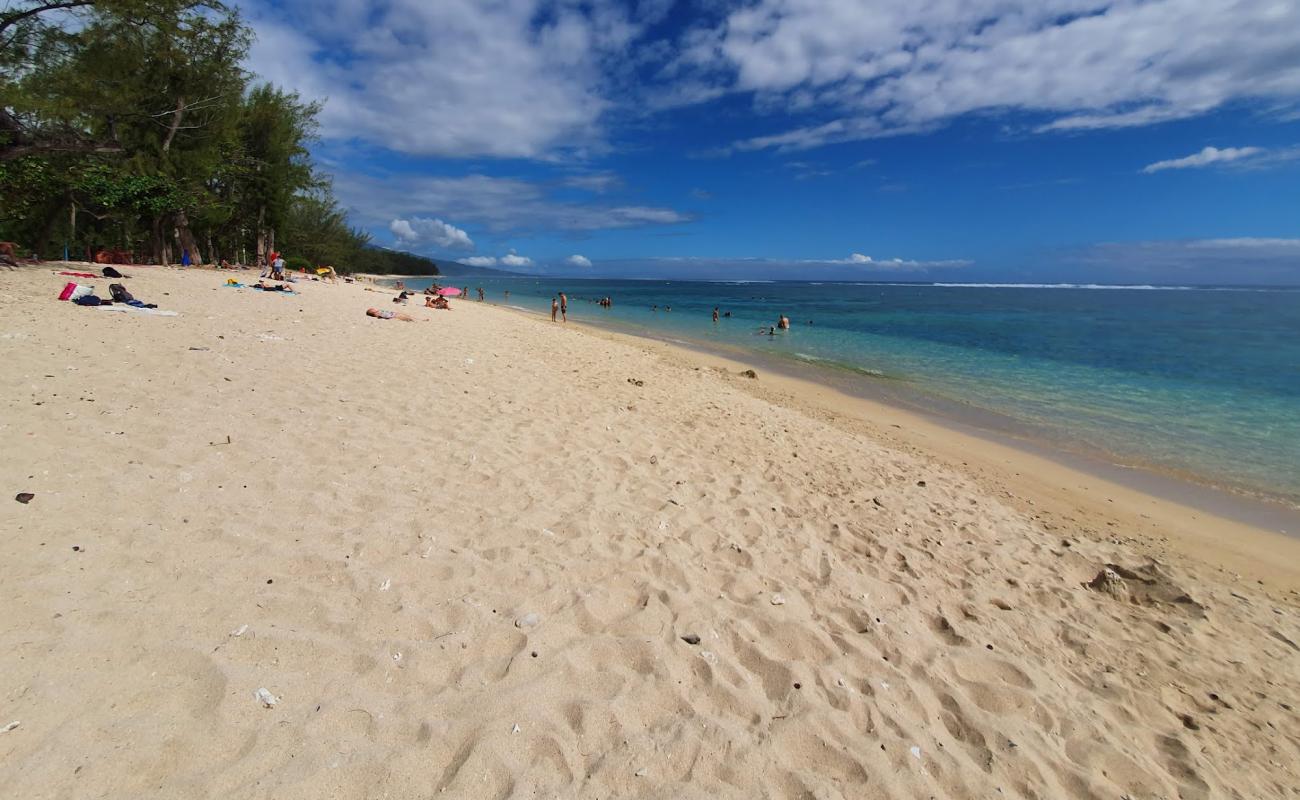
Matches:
[[551, 292, 568, 322]]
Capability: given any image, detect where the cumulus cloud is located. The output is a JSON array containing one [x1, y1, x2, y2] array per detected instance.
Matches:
[[462, 256, 498, 267], [672, 0, 1300, 152], [240, 0, 647, 158], [336, 172, 691, 236], [565, 254, 593, 268], [501, 250, 534, 268], [577, 253, 971, 279], [388, 217, 474, 249], [811, 253, 971, 270], [1142, 146, 1266, 173]]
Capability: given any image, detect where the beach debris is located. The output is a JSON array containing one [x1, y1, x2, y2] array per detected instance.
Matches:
[[511, 723, 521, 734], [541, 528, 556, 537], [770, 594, 787, 606], [392, 652, 403, 663], [421, 545, 434, 558], [253, 688, 279, 708], [230, 624, 249, 637], [916, 480, 927, 487], [1, 721, 18, 733], [208, 435, 232, 446], [515, 612, 541, 630], [740, 369, 757, 379], [871, 496, 886, 508], [626, 378, 644, 387], [379, 578, 392, 592], [634, 767, 648, 777], [699, 650, 718, 665], [1085, 563, 1205, 617], [681, 634, 701, 645], [881, 681, 891, 690], [910, 746, 922, 760], [14, 492, 34, 504]]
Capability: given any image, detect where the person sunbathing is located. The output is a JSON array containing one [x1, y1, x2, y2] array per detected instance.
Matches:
[[366, 307, 424, 322]]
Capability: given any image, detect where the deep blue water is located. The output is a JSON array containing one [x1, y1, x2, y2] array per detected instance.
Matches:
[[415, 277, 1300, 504]]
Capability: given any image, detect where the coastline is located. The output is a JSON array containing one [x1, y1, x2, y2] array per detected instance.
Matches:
[[4, 265, 1299, 798], [499, 301, 1300, 568]]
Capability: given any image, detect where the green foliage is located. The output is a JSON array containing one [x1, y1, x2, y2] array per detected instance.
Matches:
[[0, 0, 385, 270], [351, 248, 441, 276]]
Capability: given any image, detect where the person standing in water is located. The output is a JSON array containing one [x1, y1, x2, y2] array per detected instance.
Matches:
[[712, 307, 720, 323], [778, 314, 790, 330], [559, 292, 568, 322], [551, 297, 559, 322]]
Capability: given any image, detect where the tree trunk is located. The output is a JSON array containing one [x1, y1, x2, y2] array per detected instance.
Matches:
[[161, 96, 185, 153], [174, 209, 202, 264], [255, 205, 269, 266], [151, 215, 172, 265]]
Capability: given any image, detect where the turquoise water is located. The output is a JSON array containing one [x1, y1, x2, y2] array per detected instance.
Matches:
[[414, 278, 1300, 505]]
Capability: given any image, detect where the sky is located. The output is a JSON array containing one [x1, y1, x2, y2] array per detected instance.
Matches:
[[236, 0, 1300, 283]]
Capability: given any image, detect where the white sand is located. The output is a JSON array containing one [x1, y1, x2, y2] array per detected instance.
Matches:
[[2, 265, 1298, 799]]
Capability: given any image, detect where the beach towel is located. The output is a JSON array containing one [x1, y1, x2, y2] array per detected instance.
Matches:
[[95, 305, 179, 317], [59, 271, 98, 278]]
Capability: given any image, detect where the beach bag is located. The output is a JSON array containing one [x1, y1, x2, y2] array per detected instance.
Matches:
[[109, 283, 134, 303], [73, 295, 101, 306], [102, 267, 123, 278], [58, 282, 78, 301]]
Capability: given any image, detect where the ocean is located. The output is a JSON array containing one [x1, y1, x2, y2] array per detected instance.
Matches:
[[408, 277, 1300, 508]]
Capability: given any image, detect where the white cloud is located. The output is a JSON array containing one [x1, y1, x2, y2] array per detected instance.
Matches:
[[462, 256, 498, 267], [565, 254, 593, 268], [501, 250, 534, 267], [388, 217, 474, 249], [336, 172, 691, 235], [240, 0, 646, 158], [1142, 146, 1266, 173], [571, 253, 971, 279], [674, 0, 1300, 152], [813, 253, 971, 270], [561, 172, 622, 193]]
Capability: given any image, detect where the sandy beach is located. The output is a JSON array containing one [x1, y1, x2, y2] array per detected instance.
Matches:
[[2, 265, 1299, 799]]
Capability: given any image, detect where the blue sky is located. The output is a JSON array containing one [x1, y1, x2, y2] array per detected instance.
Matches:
[[238, 0, 1300, 283]]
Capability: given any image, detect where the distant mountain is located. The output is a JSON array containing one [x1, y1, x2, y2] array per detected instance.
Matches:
[[434, 259, 527, 277]]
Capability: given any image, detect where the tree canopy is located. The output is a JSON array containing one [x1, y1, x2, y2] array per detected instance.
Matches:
[[0, 0, 434, 274]]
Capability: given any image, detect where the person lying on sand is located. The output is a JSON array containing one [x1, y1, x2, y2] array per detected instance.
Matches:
[[366, 307, 425, 322]]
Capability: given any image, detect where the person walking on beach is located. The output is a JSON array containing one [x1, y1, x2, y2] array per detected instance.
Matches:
[[559, 292, 568, 322], [551, 297, 559, 322], [477, 287, 485, 302]]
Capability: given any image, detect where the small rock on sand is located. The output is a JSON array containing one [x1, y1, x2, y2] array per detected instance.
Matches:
[[771, 594, 787, 606], [253, 688, 279, 708], [14, 492, 34, 504], [515, 612, 541, 629], [740, 369, 757, 379], [681, 634, 701, 645], [1, 721, 18, 733]]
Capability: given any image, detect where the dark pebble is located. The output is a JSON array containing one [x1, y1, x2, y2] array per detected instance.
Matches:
[[15, 492, 34, 504], [266, 579, 273, 584], [681, 634, 701, 645], [793, 682, 802, 690]]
